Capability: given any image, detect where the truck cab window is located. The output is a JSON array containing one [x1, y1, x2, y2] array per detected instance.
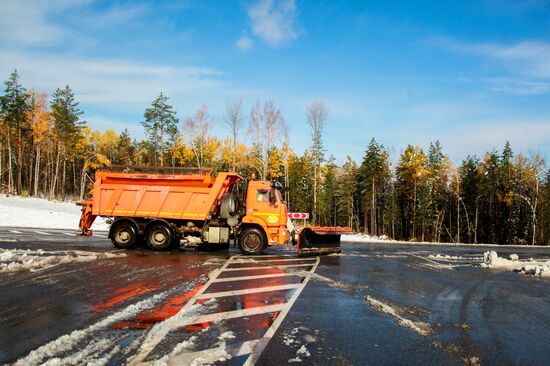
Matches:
[[256, 189, 269, 202]]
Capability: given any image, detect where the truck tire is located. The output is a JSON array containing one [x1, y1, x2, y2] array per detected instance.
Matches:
[[220, 193, 236, 219], [110, 221, 137, 249], [145, 222, 173, 251], [238, 228, 266, 255]]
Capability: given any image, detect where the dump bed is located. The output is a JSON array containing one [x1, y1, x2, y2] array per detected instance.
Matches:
[[88, 170, 241, 221]]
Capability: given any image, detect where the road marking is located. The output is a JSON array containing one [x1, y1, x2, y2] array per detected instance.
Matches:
[[243, 257, 319, 365], [131, 255, 319, 365], [63, 232, 76, 236], [34, 231, 51, 236], [229, 257, 317, 263], [95, 234, 107, 238], [211, 272, 300, 282], [198, 284, 301, 299], [9, 230, 23, 234], [223, 263, 314, 272], [192, 303, 286, 324]]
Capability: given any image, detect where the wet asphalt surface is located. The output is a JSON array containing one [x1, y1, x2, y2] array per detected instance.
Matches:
[[0, 227, 549, 365]]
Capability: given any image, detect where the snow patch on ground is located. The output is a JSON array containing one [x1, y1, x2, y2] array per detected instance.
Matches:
[[0, 194, 109, 231], [364, 295, 431, 336], [481, 251, 550, 278], [283, 327, 314, 364], [0, 248, 125, 273], [15, 290, 172, 366]]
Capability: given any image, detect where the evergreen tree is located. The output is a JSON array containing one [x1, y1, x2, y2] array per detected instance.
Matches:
[[50, 85, 85, 197], [115, 129, 135, 166], [357, 138, 391, 235], [142, 93, 179, 167], [0, 70, 30, 193]]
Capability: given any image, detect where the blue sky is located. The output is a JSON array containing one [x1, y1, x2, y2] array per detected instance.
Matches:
[[1, 0, 549, 163]]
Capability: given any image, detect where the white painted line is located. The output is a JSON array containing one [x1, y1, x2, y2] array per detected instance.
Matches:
[[63, 232, 76, 236], [9, 230, 22, 234], [223, 263, 314, 272], [243, 257, 320, 366], [128, 254, 234, 365], [233, 254, 287, 259], [34, 231, 51, 236], [94, 234, 107, 238], [192, 303, 286, 324], [229, 257, 317, 264], [212, 273, 300, 283], [198, 284, 301, 299]]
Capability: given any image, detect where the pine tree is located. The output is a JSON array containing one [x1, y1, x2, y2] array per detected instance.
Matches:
[[142, 93, 179, 167], [357, 138, 391, 235], [115, 129, 135, 166], [0, 70, 30, 193], [50, 85, 85, 197]]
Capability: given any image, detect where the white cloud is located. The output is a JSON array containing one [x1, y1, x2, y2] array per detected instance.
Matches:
[[247, 0, 298, 46], [431, 38, 550, 95], [0, 50, 223, 106], [0, 0, 91, 45], [237, 34, 254, 50]]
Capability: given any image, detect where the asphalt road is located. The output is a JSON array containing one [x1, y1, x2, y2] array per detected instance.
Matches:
[[0, 227, 549, 365]]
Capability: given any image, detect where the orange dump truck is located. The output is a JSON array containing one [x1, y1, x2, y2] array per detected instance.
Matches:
[[79, 167, 351, 255]]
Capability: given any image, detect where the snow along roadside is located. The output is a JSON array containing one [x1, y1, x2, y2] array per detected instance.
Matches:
[[0, 194, 109, 231], [342, 233, 550, 248], [0, 248, 125, 273], [481, 251, 550, 278]]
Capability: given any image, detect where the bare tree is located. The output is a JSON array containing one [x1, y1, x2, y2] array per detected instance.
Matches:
[[224, 99, 244, 170], [184, 105, 212, 167], [307, 101, 327, 225], [248, 100, 286, 180]]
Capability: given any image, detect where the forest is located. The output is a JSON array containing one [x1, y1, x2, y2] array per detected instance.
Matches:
[[1, 70, 548, 245]]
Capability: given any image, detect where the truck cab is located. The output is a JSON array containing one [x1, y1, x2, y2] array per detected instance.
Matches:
[[238, 180, 289, 254]]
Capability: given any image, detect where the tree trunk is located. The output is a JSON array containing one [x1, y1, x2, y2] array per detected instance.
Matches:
[[412, 179, 417, 239], [7, 132, 13, 194], [17, 126, 22, 194], [34, 145, 41, 197], [62, 158, 66, 198], [474, 203, 478, 244], [313, 164, 317, 225], [52, 143, 61, 197], [371, 177, 376, 235], [532, 179, 539, 245]]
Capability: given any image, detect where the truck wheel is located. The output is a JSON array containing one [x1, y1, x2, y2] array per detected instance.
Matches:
[[110, 221, 137, 249], [146, 222, 173, 251], [238, 228, 266, 255]]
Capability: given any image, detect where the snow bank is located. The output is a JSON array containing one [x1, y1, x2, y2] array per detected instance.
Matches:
[[482, 251, 550, 278], [341, 233, 395, 243], [428, 254, 465, 260], [0, 194, 109, 231], [0, 248, 125, 273]]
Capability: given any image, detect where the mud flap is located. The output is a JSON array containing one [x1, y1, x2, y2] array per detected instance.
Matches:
[[297, 226, 352, 256]]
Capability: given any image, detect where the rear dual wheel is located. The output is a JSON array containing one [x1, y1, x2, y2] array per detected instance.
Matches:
[[145, 222, 173, 251], [110, 221, 137, 249]]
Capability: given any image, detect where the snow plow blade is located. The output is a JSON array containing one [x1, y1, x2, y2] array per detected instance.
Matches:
[[297, 226, 352, 256]]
